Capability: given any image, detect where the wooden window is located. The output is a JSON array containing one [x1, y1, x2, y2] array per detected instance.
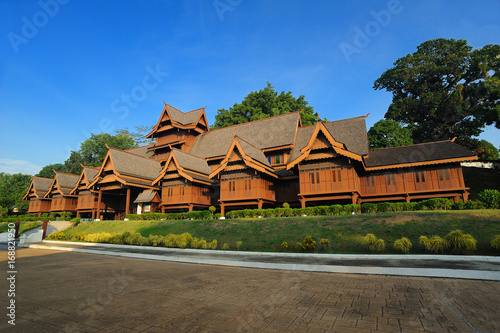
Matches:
[[337, 169, 341, 182], [415, 171, 426, 183], [444, 169, 449, 180], [268, 156, 272, 164], [367, 176, 375, 187], [438, 170, 444, 181], [332, 170, 336, 182], [316, 172, 320, 184], [275, 155, 281, 164], [386, 174, 396, 185], [310, 173, 315, 184]]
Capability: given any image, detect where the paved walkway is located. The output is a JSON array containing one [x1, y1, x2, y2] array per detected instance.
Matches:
[[29, 240, 500, 281], [1, 248, 499, 332]]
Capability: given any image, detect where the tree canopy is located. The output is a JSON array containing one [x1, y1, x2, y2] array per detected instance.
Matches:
[[374, 38, 500, 149], [211, 82, 319, 129], [0, 173, 32, 213], [36, 131, 138, 178], [367, 119, 413, 149], [475, 140, 500, 161]]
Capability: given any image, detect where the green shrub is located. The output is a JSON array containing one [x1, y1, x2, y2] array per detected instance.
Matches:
[[214, 213, 222, 219], [303, 235, 316, 250], [343, 204, 359, 214], [452, 201, 465, 210], [419, 235, 447, 254], [209, 206, 216, 214], [491, 235, 500, 251], [70, 217, 81, 226], [209, 239, 218, 250], [282, 202, 290, 209], [222, 243, 229, 250], [304, 207, 314, 216], [361, 203, 377, 213], [281, 241, 289, 250], [362, 233, 386, 253], [329, 204, 343, 215], [377, 202, 392, 213], [73, 232, 86, 241], [236, 241, 243, 250], [478, 189, 500, 209], [443, 229, 476, 254], [320, 238, 329, 248], [85, 232, 116, 243], [295, 242, 303, 250], [464, 200, 484, 210], [393, 237, 412, 254], [275, 208, 285, 217], [46, 232, 68, 240]]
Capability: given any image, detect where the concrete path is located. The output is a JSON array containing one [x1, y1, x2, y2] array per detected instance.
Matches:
[[28, 240, 500, 281], [1, 247, 499, 332]]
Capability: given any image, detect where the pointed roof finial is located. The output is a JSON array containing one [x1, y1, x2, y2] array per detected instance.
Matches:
[[365, 113, 370, 118], [232, 130, 236, 137], [451, 137, 457, 142]]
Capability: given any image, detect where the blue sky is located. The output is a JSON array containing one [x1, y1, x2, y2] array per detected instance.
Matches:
[[1, 0, 499, 175]]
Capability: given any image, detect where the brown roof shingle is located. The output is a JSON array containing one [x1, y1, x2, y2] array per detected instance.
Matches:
[[109, 148, 162, 181], [324, 116, 369, 156], [133, 190, 158, 203], [189, 112, 300, 159], [167, 104, 204, 125], [172, 149, 211, 175], [364, 141, 477, 168]]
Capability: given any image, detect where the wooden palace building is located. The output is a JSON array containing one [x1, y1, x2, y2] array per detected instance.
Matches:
[[24, 102, 477, 219]]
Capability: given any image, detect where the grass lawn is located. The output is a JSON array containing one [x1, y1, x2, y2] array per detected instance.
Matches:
[[61, 210, 500, 255], [0, 221, 43, 235]]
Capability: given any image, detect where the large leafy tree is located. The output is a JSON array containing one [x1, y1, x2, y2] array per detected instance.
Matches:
[[367, 119, 413, 149], [374, 39, 500, 149], [35, 163, 68, 179], [36, 131, 138, 177], [0, 173, 32, 213], [475, 140, 499, 160], [78, 132, 138, 168], [212, 82, 319, 129]]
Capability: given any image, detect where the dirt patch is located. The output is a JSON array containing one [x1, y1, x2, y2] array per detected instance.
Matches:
[[363, 213, 427, 225]]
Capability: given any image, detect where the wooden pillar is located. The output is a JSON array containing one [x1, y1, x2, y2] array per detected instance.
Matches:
[[257, 199, 263, 210], [188, 204, 194, 212], [351, 192, 359, 205], [125, 188, 131, 215], [405, 195, 410, 203], [462, 191, 469, 203], [91, 209, 95, 220], [161, 206, 165, 213], [97, 189, 102, 220], [300, 197, 306, 209], [76, 211, 80, 218], [221, 203, 225, 217]]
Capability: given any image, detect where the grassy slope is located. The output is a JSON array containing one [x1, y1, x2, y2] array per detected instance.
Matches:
[[0, 221, 43, 234], [62, 210, 500, 254]]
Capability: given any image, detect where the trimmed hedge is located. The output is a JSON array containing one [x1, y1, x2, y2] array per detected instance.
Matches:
[[125, 210, 213, 221]]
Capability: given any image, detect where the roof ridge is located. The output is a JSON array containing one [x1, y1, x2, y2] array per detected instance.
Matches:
[[368, 140, 455, 152], [54, 171, 80, 177], [208, 111, 302, 133], [171, 148, 208, 161], [183, 107, 205, 114], [126, 143, 154, 150], [323, 115, 368, 125], [234, 135, 262, 151], [108, 146, 159, 161], [32, 176, 53, 180]]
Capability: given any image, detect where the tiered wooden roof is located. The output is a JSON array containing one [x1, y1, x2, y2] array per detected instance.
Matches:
[[153, 149, 212, 185], [209, 135, 277, 179], [44, 171, 80, 198], [22, 176, 53, 200], [189, 111, 302, 159], [70, 165, 100, 194], [146, 103, 209, 139], [89, 147, 162, 189]]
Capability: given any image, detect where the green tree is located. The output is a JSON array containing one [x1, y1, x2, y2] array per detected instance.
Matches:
[[367, 119, 413, 149], [64, 151, 84, 175], [35, 163, 68, 179], [475, 140, 500, 160], [374, 39, 500, 149], [0, 173, 32, 213], [212, 82, 319, 129], [115, 126, 154, 146], [79, 132, 137, 167]]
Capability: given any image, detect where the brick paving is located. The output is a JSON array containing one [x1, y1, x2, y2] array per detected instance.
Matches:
[[1, 248, 499, 332]]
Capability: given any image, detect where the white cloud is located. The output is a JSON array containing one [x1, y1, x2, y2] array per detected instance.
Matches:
[[0, 159, 43, 175]]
